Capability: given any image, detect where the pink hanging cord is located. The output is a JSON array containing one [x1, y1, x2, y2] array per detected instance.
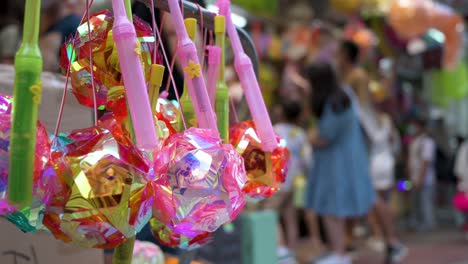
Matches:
[[86, 0, 98, 126], [155, 12, 165, 60], [54, 0, 95, 136], [209, 30, 214, 46], [230, 96, 239, 123], [150, 1, 187, 130], [164, 45, 179, 94], [150, 0, 158, 63]]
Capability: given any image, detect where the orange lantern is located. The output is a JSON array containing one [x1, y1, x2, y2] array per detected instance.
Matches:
[[389, 0, 464, 69], [388, 0, 431, 39], [429, 3, 464, 70], [345, 22, 377, 58]]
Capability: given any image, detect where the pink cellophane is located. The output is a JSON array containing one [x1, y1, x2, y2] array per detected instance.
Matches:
[[38, 124, 154, 249], [0, 94, 50, 215], [60, 10, 159, 109], [151, 128, 246, 249]]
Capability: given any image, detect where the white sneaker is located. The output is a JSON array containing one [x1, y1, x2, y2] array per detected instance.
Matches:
[[314, 253, 351, 264], [278, 246, 298, 264], [341, 255, 352, 264], [277, 246, 292, 258], [366, 237, 385, 252], [386, 243, 409, 263], [353, 225, 367, 238]]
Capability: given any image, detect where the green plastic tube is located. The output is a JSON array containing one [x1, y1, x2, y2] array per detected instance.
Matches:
[[214, 16, 229, 142], [8, 0, 43, 208], [112, 236, 136, 264], [177, 18, 198, 130], [124, 0, 133, 22]]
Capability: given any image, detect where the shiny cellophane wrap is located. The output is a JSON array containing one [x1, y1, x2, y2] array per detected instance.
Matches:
[[38, 124, 154, 249], [229, 120, 290, 199], [60, 10, 159, 109], [0, 94, 51, 219], [0, 94, 12, 115], [151, 128, 246, 249], [155, 97, 179, 139], [104, 91, 179, 139]]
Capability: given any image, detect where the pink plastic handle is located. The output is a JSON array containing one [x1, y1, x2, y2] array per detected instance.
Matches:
[[206, 46, 222, 107], [217, 0, 277, 151], [167, 0, 218, 132], [112, 0, 158, 150]]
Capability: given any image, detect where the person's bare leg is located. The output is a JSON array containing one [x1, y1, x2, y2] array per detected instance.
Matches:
[[374, 192, 399, 245], [305, 210, 324, 249], [368, 208, 383, 239], [345, 218, 355, 250], [284, 200, 298, 249], [323, 215, 346, 255], [277, 223, 287, 247]]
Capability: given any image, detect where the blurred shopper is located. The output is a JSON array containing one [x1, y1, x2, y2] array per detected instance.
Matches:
[[39, 0, 84, 72], [408, 117, 437, 231], [336, 40, 371, 109], [305, 63, 375, 264], [367, 106, 407, 264], [337, 40, 407, 263], [0, 1, 24, 63], [366, 107, 399, 251], [279, 32, 310, 102], [271, 100, 312, 262], [336, 40, 372, 251], [454, 137, 468, 239], [0, 0, 83, 68]]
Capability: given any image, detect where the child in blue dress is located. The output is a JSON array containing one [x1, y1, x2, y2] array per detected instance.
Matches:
[[305, 63, 375, 264]]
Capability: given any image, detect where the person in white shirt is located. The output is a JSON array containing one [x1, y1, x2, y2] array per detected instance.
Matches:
[[268, 101, 313, 262], [408, 117, 437, 231], [365, 108, 401, 252]]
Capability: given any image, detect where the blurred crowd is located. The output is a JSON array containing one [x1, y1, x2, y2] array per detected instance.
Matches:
[[266, 31, 468, 264]]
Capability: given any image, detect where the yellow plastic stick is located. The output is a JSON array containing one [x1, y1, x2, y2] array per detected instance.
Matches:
[[214, 16, 229, 142]]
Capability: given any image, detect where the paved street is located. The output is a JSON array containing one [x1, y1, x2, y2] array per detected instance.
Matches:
[[297, 229, 468, 264]]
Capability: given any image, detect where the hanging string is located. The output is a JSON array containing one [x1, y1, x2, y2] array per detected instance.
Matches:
[[155, 12, 165, 60], [150, 0, 158, 64], [54, 49, 74, 136], [197, 5, 204, 38], [209, 30, 214, 46], [54, 0, 94, 136], [164, 46, 179, 94], [152, 2, 187, 130], [230, 96, 239, 123], [86, 0, 98, 126]]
